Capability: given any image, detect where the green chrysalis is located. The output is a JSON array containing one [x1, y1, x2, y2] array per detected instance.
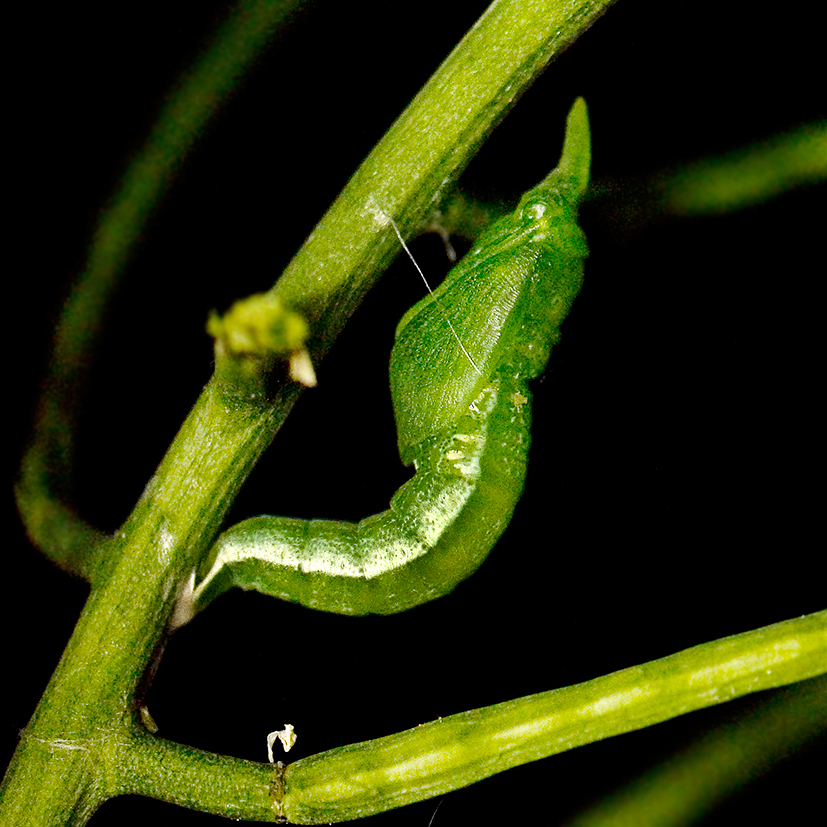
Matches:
[[190, 98, 591, 617]]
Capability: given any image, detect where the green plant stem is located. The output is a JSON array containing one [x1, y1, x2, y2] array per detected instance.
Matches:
[[270, 0, 618, 348], [112, 729, 279, 822], [5, 2, 619, 822], [563, 673, 827, 827], [1, 378, 300, 824], [15, 0, 308, 587], [280, 609, 827, 824], [662, 119, 827, 215], [16, 0, 617, 584]]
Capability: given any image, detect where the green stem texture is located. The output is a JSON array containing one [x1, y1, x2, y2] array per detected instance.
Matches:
[[4, 1, 618, 823]]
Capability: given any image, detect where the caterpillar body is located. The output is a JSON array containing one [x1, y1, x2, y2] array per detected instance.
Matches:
[[192, 98, 591, 616]]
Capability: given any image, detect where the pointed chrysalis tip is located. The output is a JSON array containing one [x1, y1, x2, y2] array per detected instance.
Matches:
[[543, 98, 591, 205], [563, 97, 591, 199]]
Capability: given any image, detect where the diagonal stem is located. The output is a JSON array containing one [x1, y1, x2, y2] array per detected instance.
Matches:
[[4, 1, 619, 823]]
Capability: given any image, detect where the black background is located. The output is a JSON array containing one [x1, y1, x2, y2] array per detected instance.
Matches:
[[4, 1, 826, 824]]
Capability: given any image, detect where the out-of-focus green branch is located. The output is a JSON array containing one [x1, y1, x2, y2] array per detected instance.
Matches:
[[663, 119, 827, 216], [15, 0, 309, 587], [591, 119, 827, 234], [563, 674, 827, 827]]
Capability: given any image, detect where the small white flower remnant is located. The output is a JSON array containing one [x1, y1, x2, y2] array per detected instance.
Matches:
[[139, 705, 159, 734], [266, 724, 297, 763], [289, 349, 317, 387]]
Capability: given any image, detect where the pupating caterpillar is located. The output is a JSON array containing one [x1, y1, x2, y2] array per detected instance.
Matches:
[[190, 98, 591, 617]]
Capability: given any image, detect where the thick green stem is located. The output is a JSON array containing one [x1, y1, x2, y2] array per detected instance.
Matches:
[[1, 379, 299, 824], [112, 729, 280, 822], [6, 0, 618, 822], [270, 0, 618, 349]]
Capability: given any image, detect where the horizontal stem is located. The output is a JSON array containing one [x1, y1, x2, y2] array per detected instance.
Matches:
[[281, 609, 827, 823], [663, 119, 827, 215], [590, 118, 827, 232], [112, 728, 281, 822]]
